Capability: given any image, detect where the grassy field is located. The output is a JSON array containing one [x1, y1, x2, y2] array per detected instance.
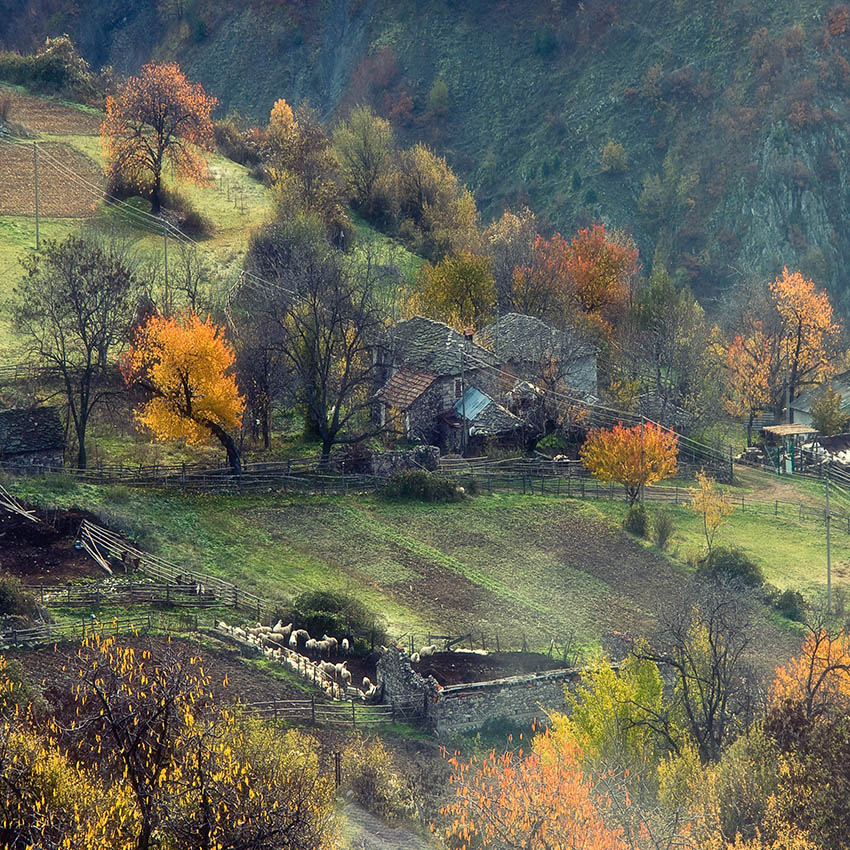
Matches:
[[0, 84, 420, 367], [6, 476, 810, 668]]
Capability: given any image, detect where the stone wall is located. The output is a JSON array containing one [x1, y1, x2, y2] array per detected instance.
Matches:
[[370, 445, 440, 475], [1, 449, 64, 472], [376, 647, 582, 734]]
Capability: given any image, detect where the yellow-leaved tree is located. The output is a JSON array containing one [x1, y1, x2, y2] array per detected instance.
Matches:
[[580, 422, 678, 505], [122, 311, 245, 473], [690, 469, 734, 553]]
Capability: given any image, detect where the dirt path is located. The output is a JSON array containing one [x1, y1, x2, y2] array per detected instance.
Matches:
[[341, 803, 434, 850]]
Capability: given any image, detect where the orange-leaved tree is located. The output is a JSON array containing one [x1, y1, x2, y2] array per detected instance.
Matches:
[[101, 62, 216, 214], [512, 224, 638, 334], [122, 311, 245, 473], [443, 730, 628, 850], [580, 422, 678, 505], [722, 322, 772, 446], [770, 267, 840, 408]]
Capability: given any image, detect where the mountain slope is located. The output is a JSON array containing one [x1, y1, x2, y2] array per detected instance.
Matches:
[[3, 0, 850, 307]]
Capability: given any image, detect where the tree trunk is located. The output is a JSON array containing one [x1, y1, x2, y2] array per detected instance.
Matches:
[[746, 411, 754, 447], [137, 819, 153, 850], [151, 172, 162, 215], [76, 416, 88, 470], [204, 421, 242, 474], [319, 436, 334, 469]]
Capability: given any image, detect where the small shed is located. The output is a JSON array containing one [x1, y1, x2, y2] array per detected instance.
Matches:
[[761, 424, 818, 474], [0, 407, 65, 471]]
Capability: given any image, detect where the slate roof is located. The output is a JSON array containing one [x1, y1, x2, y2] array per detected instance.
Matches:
[[0, 407, 65, 457], [376, 368, 436, 410], [477, 313, 597, 362], [452, 387, 525, 436], [391, 316, 498, 376], [791, 371, 850, 414]]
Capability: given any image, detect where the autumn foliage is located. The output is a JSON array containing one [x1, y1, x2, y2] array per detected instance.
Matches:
[[580, 422, 678, 505], [443, 731, 628, 850], [123, 311, 245, 471], [513, 224, 637, 335], [101, 62, 216, 213]]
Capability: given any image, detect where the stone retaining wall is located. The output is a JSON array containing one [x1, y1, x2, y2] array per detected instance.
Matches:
[[376, 647, 582, 733]]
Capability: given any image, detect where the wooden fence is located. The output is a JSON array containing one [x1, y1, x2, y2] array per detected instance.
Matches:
[[242, 697, 417, 727], [26, 580, 221, 609], [78, 521, 271, 619]]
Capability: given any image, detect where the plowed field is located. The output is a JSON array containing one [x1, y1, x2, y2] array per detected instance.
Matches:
[[0, 140, 103, 216]]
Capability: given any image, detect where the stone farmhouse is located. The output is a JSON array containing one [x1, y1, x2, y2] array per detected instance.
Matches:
[[0, 407, 65, 471], [476, 312, 598, 397], [373, 314, 599, 453]]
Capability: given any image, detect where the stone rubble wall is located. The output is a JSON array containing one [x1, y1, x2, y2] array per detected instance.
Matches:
[[376, 646, 582, 734]]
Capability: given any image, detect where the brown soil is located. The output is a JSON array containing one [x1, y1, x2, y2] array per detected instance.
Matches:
[[0, 508, 101, 585], [414, 650, 565, 686], [0, 140, 103, 216], [8, 634, 312, 708], [3, 90, 102, 136]]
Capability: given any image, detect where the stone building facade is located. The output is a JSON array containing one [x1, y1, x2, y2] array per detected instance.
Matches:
[[0, 407, 65, 472]]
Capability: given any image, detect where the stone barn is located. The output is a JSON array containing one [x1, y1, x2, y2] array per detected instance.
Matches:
[[0, 407, 65, 471]]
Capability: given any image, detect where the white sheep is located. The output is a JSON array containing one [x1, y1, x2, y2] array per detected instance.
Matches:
[[419, 644, 437, 658], [305, 638, 318, 653], [289, 632, 298, 648], [410, 652, 420, 663], [322, 634, 339, 654], [341, 638, 350, 654], [362, 676, 372, 690], [316, 639, 331, 658], [339, 668, 352, 686]]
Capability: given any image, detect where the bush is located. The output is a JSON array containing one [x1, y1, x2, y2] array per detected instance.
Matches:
[[652, 509, 674, 549], [342, 735, 414, 820], [0, 92, 10, 123], [695, 547, 764, 588], [601, 140, 629, 173], [0, 574, 38, 619], [624, 504, 649, 537], [383, 470, 463, 502], [775, 588, 806, 621], [178, 209, 214, 238], [213, 117, 261, 167], [271, 590, 388, 650]]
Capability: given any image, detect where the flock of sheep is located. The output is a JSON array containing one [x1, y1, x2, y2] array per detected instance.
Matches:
[[215, 618, 379, 702]]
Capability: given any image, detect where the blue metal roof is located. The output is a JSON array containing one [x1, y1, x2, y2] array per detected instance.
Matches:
[[453, 387, 492, 421]]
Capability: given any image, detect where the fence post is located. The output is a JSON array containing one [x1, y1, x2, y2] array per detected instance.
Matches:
[[775, 500, 778, 516], [273, 698, 278, 724], [352, 699, 356, 727], [311, 696, 316, 724], [334, 751, 341, 788]]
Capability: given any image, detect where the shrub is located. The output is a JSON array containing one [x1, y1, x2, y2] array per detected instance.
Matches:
[[652, 509, 674, 549], [271, 590, 388, 650], [0, 574, 38, 619], [535, 25, 558, 56], [775, 588, 806, 621], [178, 208, 214, 238], [601, 140, 629, 173], [213, 117, 261, 167], [427, 78, 449, 114], [383, 470, 463, 502], [583, 188, 598, 205], [695, 546, 764, 588], [0, 92, 10, 123], [342, 735, 414, 820], [624, 504, 649, 537]]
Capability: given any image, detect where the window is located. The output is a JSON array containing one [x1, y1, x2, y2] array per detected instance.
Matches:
[[454, 378, 462, 399]]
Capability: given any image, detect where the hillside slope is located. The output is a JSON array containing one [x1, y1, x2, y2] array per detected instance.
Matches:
[[3, 0, 850, 307]]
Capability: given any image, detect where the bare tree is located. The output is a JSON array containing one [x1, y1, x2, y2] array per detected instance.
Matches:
[[243, 219, 389, 464], [636, 580, 756, 763], [13, 235, 139, 468]]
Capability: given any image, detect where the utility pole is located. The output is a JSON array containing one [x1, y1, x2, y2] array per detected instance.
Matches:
[[33, 142, 40, 250], [163, 226, 168, 294], [460, 339, 466, 456], [640, 418, 646, 505], [826, 470, 832, 613]]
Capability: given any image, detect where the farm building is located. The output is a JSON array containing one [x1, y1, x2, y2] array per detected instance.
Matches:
[[789, 372, 850, 426], [0, 407, 65, 471], [374, 316, 508, 449], [476, 312, 598, 396]]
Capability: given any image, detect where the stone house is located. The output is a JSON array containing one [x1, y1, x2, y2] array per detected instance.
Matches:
[[476, 312, 598, 396], [0, 407, 65, 471], [374, 316, 514, 448]]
